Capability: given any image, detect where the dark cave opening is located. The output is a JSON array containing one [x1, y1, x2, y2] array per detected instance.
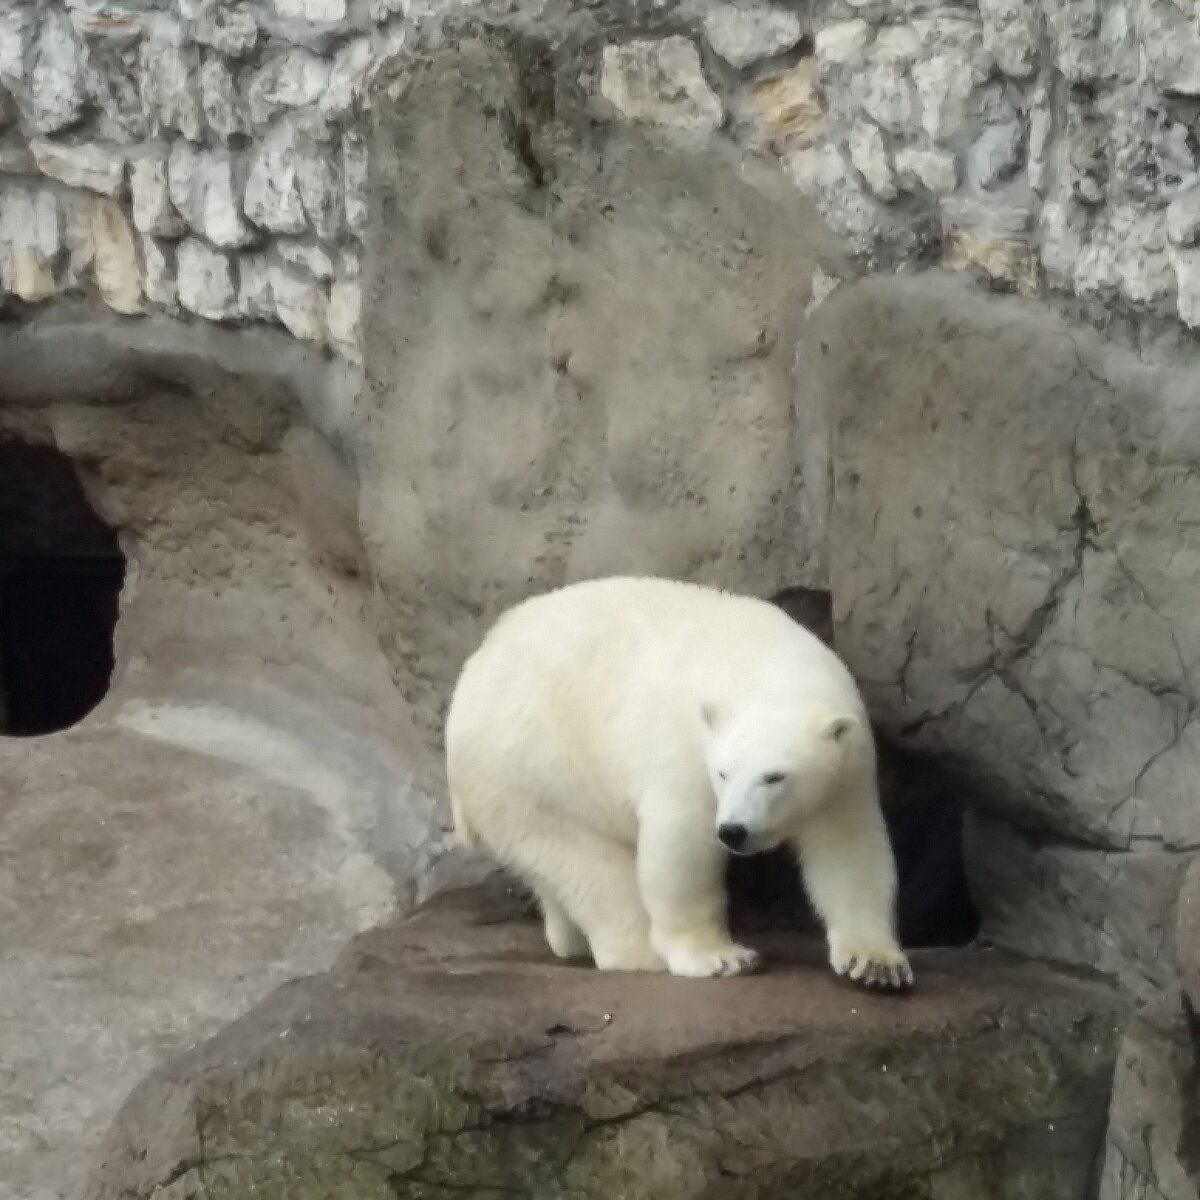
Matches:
[[0, 441, 125, 737], [725, 586, 981, 950]]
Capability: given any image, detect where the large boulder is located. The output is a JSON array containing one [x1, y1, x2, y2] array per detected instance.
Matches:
[[355, 19, 844, 745], [85, 880, 1124, 1200]]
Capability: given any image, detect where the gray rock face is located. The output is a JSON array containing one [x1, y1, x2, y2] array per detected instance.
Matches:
[[814, 273, 1200, 858], [83, 881, 1124, 1199], [807, 270, 1200, 1199], [358, 31, 841, 740], [0, 338, 461, 1197]]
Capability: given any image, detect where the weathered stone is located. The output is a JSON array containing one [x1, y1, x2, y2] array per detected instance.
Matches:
[[140, 234, 176, 307], [167, 142, 255, 249], [748, 61, 823, 141], [1098, 1010, 1198, 1200], [236, 251, 274, 320], [869, 24, 922, 64], [1167, 188, 1200, 247], [0, 137, 33, 174], [702, 2, 802, 69], [186, 0, 259, 58], [129, 152, 185, 237], [814, 18, 872, 66], [849, 63, 915, 134], [1141, 0, 1200, 97], [59, 190, 95, 288], [965, 812, 1187, 1000], [911, 39, 990, 143], [1176, 860, 1200, 1022], [272, 0, 347, 21], [244, 123, 308, 234], [1028, 84, 1052, 194], [326, 278, 360, 362], [945, 227, 1040, 293], [848, 120, 896, 200], [29, 140, 126, 197], [77, 11, 148, 143], [894, 146, 958, 195], [320, 35, 377, 122], [175, 236, 236, 319], [0, 10, 31, 99], [979, 0, 1041, 77], [816, 272, 1200, 848], [200, 55, 246, 141], [786, 142, 887, 257], [28, 10, 86, 134], [83, 883, 1123, 1199], [1067, 206, 1174, 308], [295, 143, 343, 241], [90, 197, 144, 315], [0, 188, 59, 303], [139, 20, 203, 143], [342, 130, 368, 237], [1171, 246, 1200, 328], [968, 119, 1024, 190], [278, 239, 333, 280], [599, 38, 722, 134], [246, 49, 330, 128], [269, 264, 326, 341]]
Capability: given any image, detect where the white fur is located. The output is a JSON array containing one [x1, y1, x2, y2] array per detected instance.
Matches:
[[445, 576, 911, 985]]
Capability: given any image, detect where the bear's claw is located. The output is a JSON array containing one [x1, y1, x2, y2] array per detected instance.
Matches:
[[831, 943, 914, 991], [661, 941, 763, 979]]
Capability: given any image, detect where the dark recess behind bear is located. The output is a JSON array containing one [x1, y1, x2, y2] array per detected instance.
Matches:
[[726, 587, 980, 949]]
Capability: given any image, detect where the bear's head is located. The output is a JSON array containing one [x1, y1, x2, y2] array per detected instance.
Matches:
[[701, 702, 861, 856]]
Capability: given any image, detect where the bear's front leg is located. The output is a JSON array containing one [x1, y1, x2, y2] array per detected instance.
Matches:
[[792, 783, 913, 990], [637, 807, 762, 978]]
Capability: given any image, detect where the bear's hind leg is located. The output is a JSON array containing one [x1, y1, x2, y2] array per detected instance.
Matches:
[[539, 893, 589, 960], [502, 825, 664, 972]]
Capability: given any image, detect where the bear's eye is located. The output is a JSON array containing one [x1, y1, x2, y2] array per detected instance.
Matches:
[[762, 772, 786, 785], [717, 771, 728, 781]]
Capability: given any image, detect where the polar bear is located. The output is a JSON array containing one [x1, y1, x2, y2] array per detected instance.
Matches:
[[445, 576, 912, 988]]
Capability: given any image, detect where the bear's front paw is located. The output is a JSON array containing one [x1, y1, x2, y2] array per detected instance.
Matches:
[[659, 940, 763, 979], [829, 937, 913, 991]]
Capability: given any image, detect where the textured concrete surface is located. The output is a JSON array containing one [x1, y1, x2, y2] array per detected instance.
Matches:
[[85, 880, 1124, 1200], [358, 29, 845, 747], [805, 270, 1200, 1198], [0, 382, 467, 1200]]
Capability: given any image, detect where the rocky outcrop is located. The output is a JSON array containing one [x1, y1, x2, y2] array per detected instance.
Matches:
[[806, 270, 1200, 1198], [355, 24, 844, 738], [85, 880, 1125, 1200]]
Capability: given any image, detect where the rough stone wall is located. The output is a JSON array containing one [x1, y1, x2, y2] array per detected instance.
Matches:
[[0, 0, 398, 362], [4, 0, 1200, 361]]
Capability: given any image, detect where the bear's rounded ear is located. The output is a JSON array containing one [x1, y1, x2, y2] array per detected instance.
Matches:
[[700, 701, 720, 730], [821, 713, 858, 742]]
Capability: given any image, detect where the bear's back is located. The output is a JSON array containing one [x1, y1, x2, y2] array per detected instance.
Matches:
[[469, 576, 858, 714]]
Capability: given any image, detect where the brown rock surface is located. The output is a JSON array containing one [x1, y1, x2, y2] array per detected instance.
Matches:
[[86, 880, 1124, 1200]]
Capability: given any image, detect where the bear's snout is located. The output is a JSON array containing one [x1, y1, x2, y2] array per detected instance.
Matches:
[[718, 823, 749, 852]]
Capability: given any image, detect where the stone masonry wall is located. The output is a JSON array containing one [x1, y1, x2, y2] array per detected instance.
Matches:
[[4, 0, 1200, 363]]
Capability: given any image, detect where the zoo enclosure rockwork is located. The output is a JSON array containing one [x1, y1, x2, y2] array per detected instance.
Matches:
[[2, 1, 1200, 1199]]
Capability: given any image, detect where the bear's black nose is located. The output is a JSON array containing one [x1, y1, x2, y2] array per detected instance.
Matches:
[[718, 823, 748, 851]]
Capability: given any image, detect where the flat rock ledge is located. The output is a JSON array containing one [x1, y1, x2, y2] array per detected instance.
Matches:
[[85, 881, 1125, 1200]]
